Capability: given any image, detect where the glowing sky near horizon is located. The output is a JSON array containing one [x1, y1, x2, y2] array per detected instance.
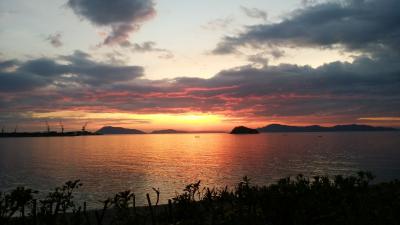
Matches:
[[0, 0, 399, 131]]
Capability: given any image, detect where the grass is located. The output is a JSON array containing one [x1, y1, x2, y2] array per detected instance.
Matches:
[[1, 171, 400, 225]]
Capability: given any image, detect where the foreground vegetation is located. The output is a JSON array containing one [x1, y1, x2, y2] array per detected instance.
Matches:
[[1, 172, 399, 225]]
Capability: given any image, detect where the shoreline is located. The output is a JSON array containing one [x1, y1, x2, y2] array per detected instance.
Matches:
[[0, 131, 101, 138]]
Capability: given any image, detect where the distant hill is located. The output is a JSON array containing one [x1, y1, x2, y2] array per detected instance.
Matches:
[[230, 126, 259, 134], [151, 129, 187, 134], [96, 126, 146, 134], [257, 124, 397, 133]]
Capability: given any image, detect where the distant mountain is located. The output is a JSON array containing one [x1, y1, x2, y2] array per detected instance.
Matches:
[[151, 129, 187, 134], [330, 124, 397, 132], [230, 126, 259, 134], [257, 124, 397, 133], [96, 126, 146, 134]]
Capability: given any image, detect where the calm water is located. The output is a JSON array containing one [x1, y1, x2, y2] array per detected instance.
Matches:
[[1, 132, 399, 208]]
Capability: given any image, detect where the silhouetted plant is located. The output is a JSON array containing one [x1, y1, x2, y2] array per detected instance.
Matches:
[[1, 172, 400, 225], [38, 180, 82, 225], [0, 186, 37, 224], [152, 188, 160, 207], [95, 198, 111, 225], [111, 190, 136, 225]]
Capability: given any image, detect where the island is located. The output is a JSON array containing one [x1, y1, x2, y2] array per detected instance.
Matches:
[[96, 126, 146, 135], [151, 129, 187, 134], [230, 126, 259, 134], [257, 124, 398, 133]]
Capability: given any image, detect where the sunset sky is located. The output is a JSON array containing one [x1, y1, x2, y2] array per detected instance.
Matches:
[[0, 0, 399, 132]]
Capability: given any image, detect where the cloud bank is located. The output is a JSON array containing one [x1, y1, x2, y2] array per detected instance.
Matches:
[[215, 0, 400, 55], [1, 52, 399, 125], [0, 51, 143, 92]]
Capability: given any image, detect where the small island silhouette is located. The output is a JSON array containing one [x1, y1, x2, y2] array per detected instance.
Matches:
[[230, 126, 259, 134], [96, 126, 146, 134]]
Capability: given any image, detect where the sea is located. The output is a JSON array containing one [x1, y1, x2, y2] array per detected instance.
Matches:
[[1, 132, 399, 208]]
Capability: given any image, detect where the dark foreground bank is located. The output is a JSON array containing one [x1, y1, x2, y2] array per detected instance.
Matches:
[[1, 172, 399, 225], [0, 131, 101, 138]]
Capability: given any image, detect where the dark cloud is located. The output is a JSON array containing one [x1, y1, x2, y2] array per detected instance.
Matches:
[[0, 60, 48, 92], [67, 0, 156, 45], [247, 48, 285, 65], [0, 51, 144, 92], [0, 72, 48, 92], [209, 56, 400, 99], [19, 58, 65, 77], [240, 6, 267, 21], [247, 53, 269, 67], [67, 0, 155, 25], [269, 48, 285, 59], [103, 24, 139, 46], [46, 32, 63, 48], [215, 0, 400, 55], [0, 60, 18, 71]]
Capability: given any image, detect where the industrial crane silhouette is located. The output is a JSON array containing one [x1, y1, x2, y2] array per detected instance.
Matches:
[[59, 121, 64, 134], [45, 121, 50, 133], [82, 122, 88, 133]]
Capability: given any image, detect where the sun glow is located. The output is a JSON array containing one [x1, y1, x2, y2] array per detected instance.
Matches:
[[30, 111, 228, 132]]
